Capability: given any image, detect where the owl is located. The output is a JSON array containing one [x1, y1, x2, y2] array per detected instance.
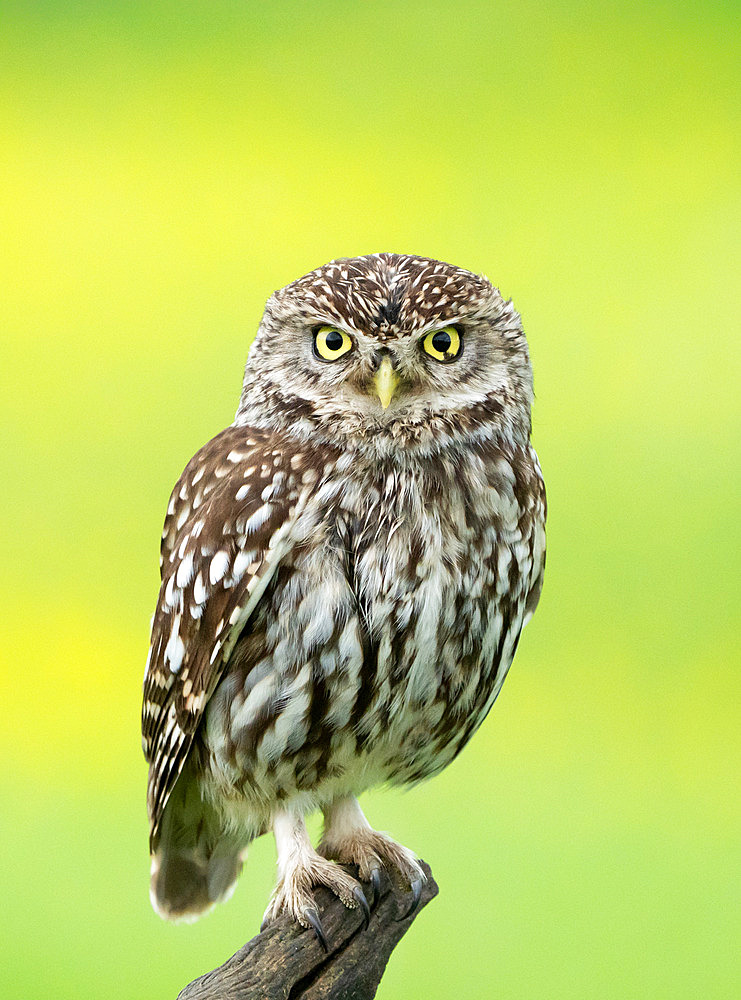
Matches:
[[142, 253, 546, 946]]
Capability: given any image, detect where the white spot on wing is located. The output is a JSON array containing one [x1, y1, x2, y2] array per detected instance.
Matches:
[[185, 691, 206, 712], [242, 503, 272, 534], [164, 616, 185, 674], [176, 551, 195, 588], [194, 571, 208, 605], [209, 550, 230, 585], [232, 549, 257, 579], [164, 574, 177, 609]]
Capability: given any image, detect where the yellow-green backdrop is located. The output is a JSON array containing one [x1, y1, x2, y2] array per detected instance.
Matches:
[[1, 3, 738, 998]]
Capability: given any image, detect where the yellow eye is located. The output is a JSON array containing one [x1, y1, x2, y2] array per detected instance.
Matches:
[[314, 326, 353, 361], [421, 326, 462, 362]]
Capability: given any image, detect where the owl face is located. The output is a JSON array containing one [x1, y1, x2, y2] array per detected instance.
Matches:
[[238, 253, 534, 451]]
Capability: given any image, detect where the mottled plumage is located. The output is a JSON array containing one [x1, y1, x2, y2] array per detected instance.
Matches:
[[142, 253, 545, 934]]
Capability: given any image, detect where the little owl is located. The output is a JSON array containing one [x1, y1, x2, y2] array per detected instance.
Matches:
[[141, 253, 546, 945]]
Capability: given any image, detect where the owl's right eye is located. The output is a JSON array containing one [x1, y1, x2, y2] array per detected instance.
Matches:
[[314, 326, 353, 361]]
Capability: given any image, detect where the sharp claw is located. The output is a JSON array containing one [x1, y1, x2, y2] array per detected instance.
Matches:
[[370, 867, 382, 905], [396, 877, 424, 921], [304, 907, 329, 952], [260, 916, 269, 933], [353, 885, 371, 928]]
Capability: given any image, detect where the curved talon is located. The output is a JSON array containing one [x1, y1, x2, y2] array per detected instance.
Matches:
[[303, 906, 329, 952], [370, 867, 382, 905], [396, 876, 424, 921], [353, 885, 371, 928]]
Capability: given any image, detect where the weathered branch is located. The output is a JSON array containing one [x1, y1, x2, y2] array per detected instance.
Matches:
[[178, 861, 438, 1000]]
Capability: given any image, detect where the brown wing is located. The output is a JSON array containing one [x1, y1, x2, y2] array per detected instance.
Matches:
[[523, 445, 547, 624], [141, 424, 316, 848]]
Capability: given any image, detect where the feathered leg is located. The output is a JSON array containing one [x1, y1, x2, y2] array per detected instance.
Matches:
[[262, 808, 370, 947], [319, 796, 425, 915]]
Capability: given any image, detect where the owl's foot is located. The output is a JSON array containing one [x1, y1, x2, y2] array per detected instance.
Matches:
[[262, 809, 370, 950], [319, 796, 426, 918]]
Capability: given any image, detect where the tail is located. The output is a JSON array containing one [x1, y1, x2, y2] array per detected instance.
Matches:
[[149, 768, 249, 922]]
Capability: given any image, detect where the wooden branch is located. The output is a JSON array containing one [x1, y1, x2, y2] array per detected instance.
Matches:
[[178, 861, 438, 1000]]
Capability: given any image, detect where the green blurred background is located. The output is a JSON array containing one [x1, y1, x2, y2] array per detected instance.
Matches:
[[1, 2, 738, 997]]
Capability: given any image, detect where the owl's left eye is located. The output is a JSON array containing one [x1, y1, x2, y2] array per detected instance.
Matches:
[[421, 326, 462, 362], [314, 326, 353, 361]]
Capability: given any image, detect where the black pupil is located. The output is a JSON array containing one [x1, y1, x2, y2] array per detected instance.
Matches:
[[324, 330, 344, 351], [431, 330, 452, 354]]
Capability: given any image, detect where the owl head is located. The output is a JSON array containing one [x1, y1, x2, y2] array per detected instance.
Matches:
[[237, 253, 534, 454]]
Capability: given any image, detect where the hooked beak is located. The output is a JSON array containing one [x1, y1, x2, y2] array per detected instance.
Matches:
[[374, 356, 399, 410]]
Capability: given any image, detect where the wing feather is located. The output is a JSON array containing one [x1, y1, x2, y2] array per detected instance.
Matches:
[[141, 425, 318, 848], [523, 445, 547, 623]]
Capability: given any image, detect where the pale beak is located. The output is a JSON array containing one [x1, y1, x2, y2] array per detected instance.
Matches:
[[374, 356, 399, 410]]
